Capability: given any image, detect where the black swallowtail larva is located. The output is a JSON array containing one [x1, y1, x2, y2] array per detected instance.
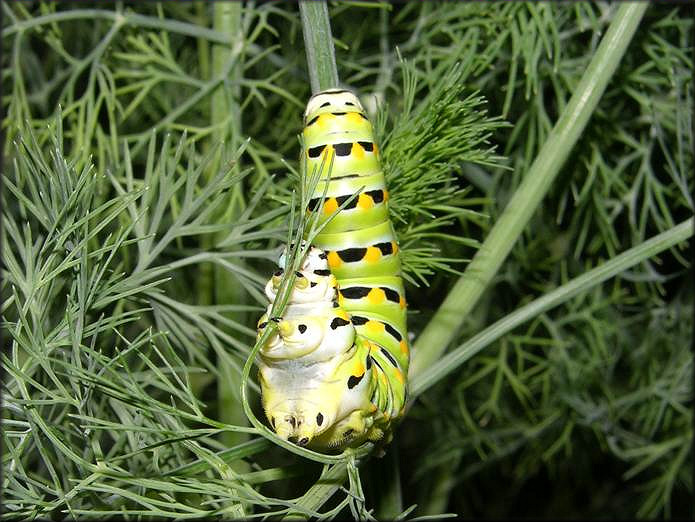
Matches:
[[256, 89, 408, 450]]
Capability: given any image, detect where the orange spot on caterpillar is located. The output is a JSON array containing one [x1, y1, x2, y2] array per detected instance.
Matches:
[[383, 190, 389, 202], [399, 297, 407, 309], [399, 340, 409, 355]]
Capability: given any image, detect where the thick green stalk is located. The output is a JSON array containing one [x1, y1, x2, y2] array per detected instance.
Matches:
[[409, 3, 649, 378], [410, 218, 692, 397], [299, 1, 339, 93], [209, 2, 250, 455], [283, 463, 348, 520], [419, 453, 461, 515], [374, 445, 403, 520], [198, 2, 243, 309]]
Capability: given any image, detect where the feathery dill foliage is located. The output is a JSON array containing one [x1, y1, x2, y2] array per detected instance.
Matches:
[[375, 61, 506, 286], [2, 122, 290, 519], [2, 1, 692, 520]]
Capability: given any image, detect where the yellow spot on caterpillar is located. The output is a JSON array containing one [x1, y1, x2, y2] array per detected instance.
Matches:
[[399, 339, 409, 355], [373, 143, 379, 155], [391, 241, 399, 254], [367, 288, 386, 304], [366, 320, 385, 334], [352, 142, 365, 160], [354, 361, 366, 376], [380, 373, 387, 385], [337, 309, 350, 321], [369, 403, 377, 412], [323, 198, 338, 215], [317, 113, 332, 128], [327, 251, 342, 269], [399, 297, 407, 309], [357, 193, 373, 210], [346, 113, 363, 125], [338, 293, 345, 307], [394, 369, 404, 384], [364, 246, 381, 263], [278, 320, 293, 337], [383, 190, 389, 202]]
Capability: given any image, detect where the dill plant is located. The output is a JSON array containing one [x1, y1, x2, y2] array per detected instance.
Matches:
[[2, 2, 692, 520]]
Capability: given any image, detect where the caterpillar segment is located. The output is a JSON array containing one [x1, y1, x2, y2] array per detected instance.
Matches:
[[256, 89, 408, 451]]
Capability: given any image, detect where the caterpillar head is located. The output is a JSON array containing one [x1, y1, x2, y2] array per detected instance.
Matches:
[[258, 306, 355, 364], [304, 89, 365, 125], [258, 316, 325, 359]]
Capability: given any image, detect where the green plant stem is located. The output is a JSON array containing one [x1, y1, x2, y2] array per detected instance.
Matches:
[[205, 3, 251, 463], [409, 2, 649, 379], [299, 1, 339, 93], [283, 463, 348, 521], [419, 453, 461, 515], [410, 218, 692, 397], [374, 444, 403, 520]]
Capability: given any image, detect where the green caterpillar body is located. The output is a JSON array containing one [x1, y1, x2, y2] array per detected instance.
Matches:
[[257, 90, 408, 451]]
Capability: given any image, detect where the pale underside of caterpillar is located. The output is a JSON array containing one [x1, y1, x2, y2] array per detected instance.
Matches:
[[256, 90, 409, 451]]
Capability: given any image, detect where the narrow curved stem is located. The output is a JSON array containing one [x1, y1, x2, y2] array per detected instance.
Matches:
[[410, 218, 692, 397]]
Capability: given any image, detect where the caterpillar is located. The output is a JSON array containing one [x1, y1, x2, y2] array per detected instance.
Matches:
[[256, 89, 408, 451]]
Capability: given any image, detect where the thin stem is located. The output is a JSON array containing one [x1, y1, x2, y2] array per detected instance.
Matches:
[[409, 2, 649, 378], [410, 218, 692, 398], [299, 1, 339, 93]]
